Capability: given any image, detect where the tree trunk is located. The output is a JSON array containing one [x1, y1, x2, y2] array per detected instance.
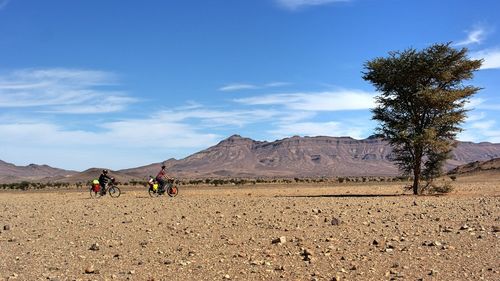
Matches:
[[413, 158, 421, 195]]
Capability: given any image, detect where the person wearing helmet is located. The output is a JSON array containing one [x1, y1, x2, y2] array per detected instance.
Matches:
[[98, 169, 113, 195], [155, 164, 172, 193]]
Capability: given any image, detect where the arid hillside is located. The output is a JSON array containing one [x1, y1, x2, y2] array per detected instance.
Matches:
[[449, 157, 500, 175], [0, 160, 76, 183], [122, 135, 500, 178]]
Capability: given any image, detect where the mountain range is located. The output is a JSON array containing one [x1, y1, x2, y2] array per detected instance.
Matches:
[[2, 135, 500, 183]]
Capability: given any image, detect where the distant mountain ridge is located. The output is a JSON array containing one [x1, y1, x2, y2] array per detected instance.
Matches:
[[121, 135, 500, 179], [0, 160, 77, 183], [2, 135, 500, 183]]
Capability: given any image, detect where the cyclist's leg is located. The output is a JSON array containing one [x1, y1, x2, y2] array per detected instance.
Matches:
[[100, 183, 107, 195], [158, 178, 165, 192]]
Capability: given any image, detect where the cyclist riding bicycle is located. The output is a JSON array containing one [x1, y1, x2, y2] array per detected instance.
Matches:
[[156, 165, 173, 193], [98, 169, 113, 195]]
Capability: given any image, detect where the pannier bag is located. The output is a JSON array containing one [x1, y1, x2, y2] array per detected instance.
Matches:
[[92, 179, 100, 192]]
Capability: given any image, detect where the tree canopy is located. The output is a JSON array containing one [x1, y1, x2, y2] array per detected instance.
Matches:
[[363, 43, 482, 194]]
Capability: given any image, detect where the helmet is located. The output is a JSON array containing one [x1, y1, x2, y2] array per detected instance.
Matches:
[[161, 165, 166, 169], [103, 169, 108, 174]]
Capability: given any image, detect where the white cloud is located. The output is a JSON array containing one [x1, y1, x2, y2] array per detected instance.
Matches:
[[270, 121, 367, 139], [455, 26, 487, 46], [219, 81, 291, 92], [465, 112, 486, 122], [460, 116, 500, 143], [235, 90, 376, 111], [0, 68, 136, 113], [466, 97, 485, 109], [154, 108, 283, 128], [0, 118, 221, 170], [264, 82, 292, 88], [275, 0, 347, 10], [471, 48, 500, 70], [468, 97, 500, 111], [219, 83, 259, 92]]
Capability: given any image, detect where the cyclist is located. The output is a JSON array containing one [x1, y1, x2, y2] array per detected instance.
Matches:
[[156, 165, 173, 193], [98, 169, 113, 195]]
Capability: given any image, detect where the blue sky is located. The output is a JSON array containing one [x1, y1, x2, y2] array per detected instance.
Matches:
[[1, 0, 499, 171]]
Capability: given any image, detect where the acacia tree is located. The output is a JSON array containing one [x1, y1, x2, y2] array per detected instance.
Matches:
[[363, 43, 482, 195]]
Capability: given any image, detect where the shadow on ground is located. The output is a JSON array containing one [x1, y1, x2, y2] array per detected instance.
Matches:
[[276, 193, 408, 198]]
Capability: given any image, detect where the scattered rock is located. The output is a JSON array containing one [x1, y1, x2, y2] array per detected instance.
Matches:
[[3, 225, 10, 231], [89, 243, 99, 251], [301, 248, 314, 261], [331, 217, 341, 226], [312, 208, 321, 214], [272, 236, 286, 244], [84, 265, 95, 274]]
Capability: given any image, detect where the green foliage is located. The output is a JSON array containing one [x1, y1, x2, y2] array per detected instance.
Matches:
[[363, 43, 482, 194]]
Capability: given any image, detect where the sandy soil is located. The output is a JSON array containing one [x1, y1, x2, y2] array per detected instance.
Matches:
[[0, 180, 499, 281]]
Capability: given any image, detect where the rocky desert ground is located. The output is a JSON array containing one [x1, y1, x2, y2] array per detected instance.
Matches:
[[1, 177, 499, 281]]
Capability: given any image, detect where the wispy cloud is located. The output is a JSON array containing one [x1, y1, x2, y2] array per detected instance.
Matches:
[[219, 83, 259, 92], [0, 68, 136, 113], [264, 82, 292, 88], [270, 121, 368, 139], [455, 26, 487, 46], [235, 89, 376, 111], [275, 0, 348, 10], [460, 118, 500, 143], [155, 108, 283, 128], [471, 48, 500, 70], [219, 81, 291, 92]]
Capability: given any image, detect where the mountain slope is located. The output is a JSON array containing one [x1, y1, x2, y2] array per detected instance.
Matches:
[[122, 135, 500, 178], [448, 157, 500, 175], [0, 160, 76, 182]]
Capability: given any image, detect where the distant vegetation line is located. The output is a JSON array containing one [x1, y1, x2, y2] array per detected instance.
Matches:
[[0, 176, 417, 190]]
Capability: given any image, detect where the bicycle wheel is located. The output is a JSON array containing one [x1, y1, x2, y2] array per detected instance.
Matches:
[[167, 185, 178, 197], [148, 187, 159, 197], [89, 187, 102, 198], [108, 186, 121, 198]]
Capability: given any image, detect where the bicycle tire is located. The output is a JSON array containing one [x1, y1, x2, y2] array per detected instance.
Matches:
[[167, 185, 178, 197], [148, 187, 159, 197], [89, 187, 102, 199], [108, 186, 121, 198]]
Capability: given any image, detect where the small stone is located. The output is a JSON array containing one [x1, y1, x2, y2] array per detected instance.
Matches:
[[223, 274, 231, 279], [272, 236, 286, 244], [84, 265, 95, 274], [128, 270, 136, 275], [89, 243, 99, 251], [492, 226, 500, 232], [3, 225, 10, 231], [331, 217, 341, 226]]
